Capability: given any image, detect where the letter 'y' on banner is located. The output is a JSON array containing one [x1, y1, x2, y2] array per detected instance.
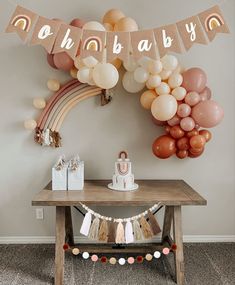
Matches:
[[80, 30, 106, 61], [177, 16, 207, 51], [131, 30, 157, 60], [30, 17, 61, 54], [198, 5, 230, 42], [154, 24, 182, 57], [106, 32, 130, 62], [5, 5, 38, 42], [53, 24, 82, 59]]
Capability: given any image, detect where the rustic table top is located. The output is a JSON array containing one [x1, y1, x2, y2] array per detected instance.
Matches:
[[32, 180, 207, 206]]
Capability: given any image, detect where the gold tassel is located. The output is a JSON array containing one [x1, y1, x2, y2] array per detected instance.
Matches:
[[107, 221, 116, 243], [147, 211, 161, 235], [98, 219, 108, 242], [133, 219, 143, 241], [139, 216, 153, 239], [115, 221, 125, 244], [88, 217, 100, 240]]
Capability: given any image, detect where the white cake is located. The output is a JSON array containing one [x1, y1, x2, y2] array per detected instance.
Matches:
[[108, 151, 138, 191]]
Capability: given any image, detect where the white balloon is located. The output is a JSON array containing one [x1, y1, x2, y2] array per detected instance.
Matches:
[[82, 56, 98, 68], [134, 67, 149, 83], [155, 82, 170, 95], [151, 94, 177, 121], [24, 119, 37, 130], [146, 75, 161, 89], [147, 60, 163, 74], [168, 73, 183, 89], [172, 87, 187, 100], [92, 63, 119, 89], [122, 71, 145, 93], [83, 21, 105, 31], [138, 56, 152, 69], [123, 56, 138, 72], [159, 69, 172, 80], [33, 97, 46, 109], [161, 55, 178, 71], [77, 67, 91, 83]]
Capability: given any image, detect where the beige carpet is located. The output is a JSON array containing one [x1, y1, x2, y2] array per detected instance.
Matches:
[[0, 243, 234, 285]]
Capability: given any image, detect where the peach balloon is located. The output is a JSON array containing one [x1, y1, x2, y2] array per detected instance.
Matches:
[[180, 117, 195, 131], [114, 17, 138, 32], [103, 22, 113, 31], [103, 9, 125, 25], [140, 90, 157, 110], [172, 87, 187, 101], [54, 52, 74, 71], [182, 68, 207, 93], [151, 95, 177, 121]]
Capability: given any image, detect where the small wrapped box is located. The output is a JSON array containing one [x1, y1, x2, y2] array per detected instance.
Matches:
[[68, 156, 84, 190], [52, 156, 68, 190]]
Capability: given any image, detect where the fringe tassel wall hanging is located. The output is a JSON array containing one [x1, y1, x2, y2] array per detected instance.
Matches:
[[79, 202, 161, 244]]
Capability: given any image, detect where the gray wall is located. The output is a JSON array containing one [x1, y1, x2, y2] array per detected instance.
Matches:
[[0, 0, 234, 239]]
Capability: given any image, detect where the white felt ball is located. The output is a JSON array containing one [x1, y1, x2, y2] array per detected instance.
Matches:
[[138, 56, 152, 69], [47, 79, 60, 92], [82, 56, 98, 68], [159, 69, 172, 80], [33, 97, 46, 109], [147, 60, 163, 75], [154, 251, 161, 259], [172, 87, 187, 101], [168, 73, 183, 89], [123, 56, 138, 72], [93, 63, 119, 89], [122, 71, 145, 93], [118, 258, 126, 265], [77, 67, 91, 83], [146, 75, 161, 89], [82, 252, 89, 259], [83, 21, 105, 31], [161, 55, 178, 71], [134, 67, 149, 83], [24, 119, 37, 130], [155, 82, 170, 95]]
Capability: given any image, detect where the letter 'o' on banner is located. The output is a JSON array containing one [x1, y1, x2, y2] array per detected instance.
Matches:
[[5, 5, 38, 42], [154, 24, 182, 57], [177, 16, 207, 51], [106, 32, 130, 62], [30, 17, 61, 54], [53, 24, 82, 59], [198, 5, 230, 42]]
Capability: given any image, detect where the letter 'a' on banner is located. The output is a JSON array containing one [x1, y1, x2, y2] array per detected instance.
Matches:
[[30, 17, 61, 54], [5, 5, 38, 42], [80, 30, 106, 62], [154, 24, 182, 57], [198, 5, 230, 42], [131, 30, 157, 60], [177, 16, 207, 51], [53, 24, 82, 59], [106, 31, 130, 62]]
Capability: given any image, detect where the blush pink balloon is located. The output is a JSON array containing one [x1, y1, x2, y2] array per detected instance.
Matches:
[[191, 100, 224, 128], [200, 87, 212, 101], [182, 68, 207, 93], [54, 52, 74, 71], [70, 18, 86, 28], [47, 53, 57, 69], [177, 104, 191, 118], [185, 92, 201, 106], [180, 117, 195, 131], [167, 115, 181, 126]]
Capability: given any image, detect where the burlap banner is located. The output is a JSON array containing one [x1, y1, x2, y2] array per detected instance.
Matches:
[[5, 5, 230, 60]]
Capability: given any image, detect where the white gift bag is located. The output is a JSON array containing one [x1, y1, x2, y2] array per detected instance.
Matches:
[[52, 156, 68, 190], [68, 156, 84, 190]]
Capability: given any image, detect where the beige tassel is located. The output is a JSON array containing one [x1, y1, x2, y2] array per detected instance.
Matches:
[[147, 211, 161, 235], [98, 219, 108, 242], [88, 217, 100, 240], [139, 216, 153, 239], [108, 221, 116, 243], [133, 219, 143, 241], [115, 221, 125, 244]]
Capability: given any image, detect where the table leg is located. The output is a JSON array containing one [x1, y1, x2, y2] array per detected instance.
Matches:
[[55, 206, 65, 285], [162, 206, 174, 244], [65, 206, 74, 246], [173, 206, 185, 285]]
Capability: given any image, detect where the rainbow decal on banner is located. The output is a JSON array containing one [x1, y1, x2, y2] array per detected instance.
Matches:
[[11, 15, 31, 32], [205, 13, 225, 32], [83, 36, 103, 51]]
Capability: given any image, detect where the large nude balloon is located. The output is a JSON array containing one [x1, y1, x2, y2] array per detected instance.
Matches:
[[182, 68, 207, 93], [151, 95, 177, 121]]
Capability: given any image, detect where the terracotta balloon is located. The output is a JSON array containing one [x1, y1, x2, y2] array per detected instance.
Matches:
[[114, 17, 138, 32], [180, 117, 195, 132], [200, 87, 212, 101], [177, 103, 191, 118], [54, 52, 74, 71], [199, 129, 212, 142], [140, 90, 157, 110], [152, 135, 176, 159], [186, 129, 199, 138], [165, 125, 171, 133], [182, 68, 207, 93], [103, 9, 125, 26], [70, 18, 85, 28], [176, 150, 188, 159], [191, 100, 224, 128], [189, 147, 204, 158], [177, 137, 190, 151], [47, 53, 57, 69], [189, 135, 206, 149], [167, 115, 181, 127], [170, 125, 185, 139]]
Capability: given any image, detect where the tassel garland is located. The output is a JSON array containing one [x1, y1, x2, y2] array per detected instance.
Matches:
[[147, 210, 161, 235], [107, 221, 116, 243], [115, 221, 125, 244], [125, 220, 134, 244], [80, 212, 92, 236], [88, 217, 100, 240], [98, 219, 108, 242], [133, 219, 143, 241], [139, 216, 153, 239]]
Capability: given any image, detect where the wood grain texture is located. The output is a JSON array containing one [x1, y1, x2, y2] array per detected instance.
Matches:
[[162, 206, 174, 243], [32, 180, 207, 206]]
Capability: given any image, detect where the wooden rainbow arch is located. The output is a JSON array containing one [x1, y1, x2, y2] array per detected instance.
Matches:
[[35, 80, 103, 147]]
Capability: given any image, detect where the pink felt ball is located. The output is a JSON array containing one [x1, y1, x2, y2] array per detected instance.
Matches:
[[54, 52, 74, 71], [177, 104, 191, 118], [162, 247, 170, 255], [180, 117, 195, 132], [91, 254, 98, 262], [127, 257, 135, 264]]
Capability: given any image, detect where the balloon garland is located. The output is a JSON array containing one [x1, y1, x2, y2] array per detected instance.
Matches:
[[24, 9, 224, 159]]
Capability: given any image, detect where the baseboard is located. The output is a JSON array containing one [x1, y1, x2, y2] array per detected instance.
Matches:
[[0, 235, 234, 244]]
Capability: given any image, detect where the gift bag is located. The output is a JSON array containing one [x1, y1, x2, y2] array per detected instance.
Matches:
[[52, 156, 68, 190], [68, 156, 84, 190]]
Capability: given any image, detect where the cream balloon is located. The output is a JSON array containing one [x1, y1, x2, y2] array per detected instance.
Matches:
[[24, 119, 37, 130], [123, 56, 138, 72], [161, 55, 178, 71], [168, 73, 183, 89], [151, 95, 177, 121], [140, 90, 157, 110], [122, 71, 145, 93], [138, 56, 152, 69], [172, 87, 187, 101], [146, 75, 161, 88], [33, 97, 46, 109], [77, 67, 91, 83], [83, 21, 105, 31], [134, 67, 149, 83], [155, 82, 170, 95], [147, 60, 163, 75], [159, 69, 172, 80], [82, 56, 98, 68], [102, 9, 125, 25], [114, 17, 138, 32], [47, 79, 60, 92], [92, 63, 119, 89]]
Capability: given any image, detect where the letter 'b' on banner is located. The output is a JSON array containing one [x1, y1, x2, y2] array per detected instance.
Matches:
[[106, 32, 130, 62]]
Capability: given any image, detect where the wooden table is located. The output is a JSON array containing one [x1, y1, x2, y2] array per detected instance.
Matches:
[[32, 180, 206, 285]]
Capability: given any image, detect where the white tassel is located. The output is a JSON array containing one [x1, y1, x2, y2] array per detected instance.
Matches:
[[80, 212, 92, 236], [125, 220, 134, 244]]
